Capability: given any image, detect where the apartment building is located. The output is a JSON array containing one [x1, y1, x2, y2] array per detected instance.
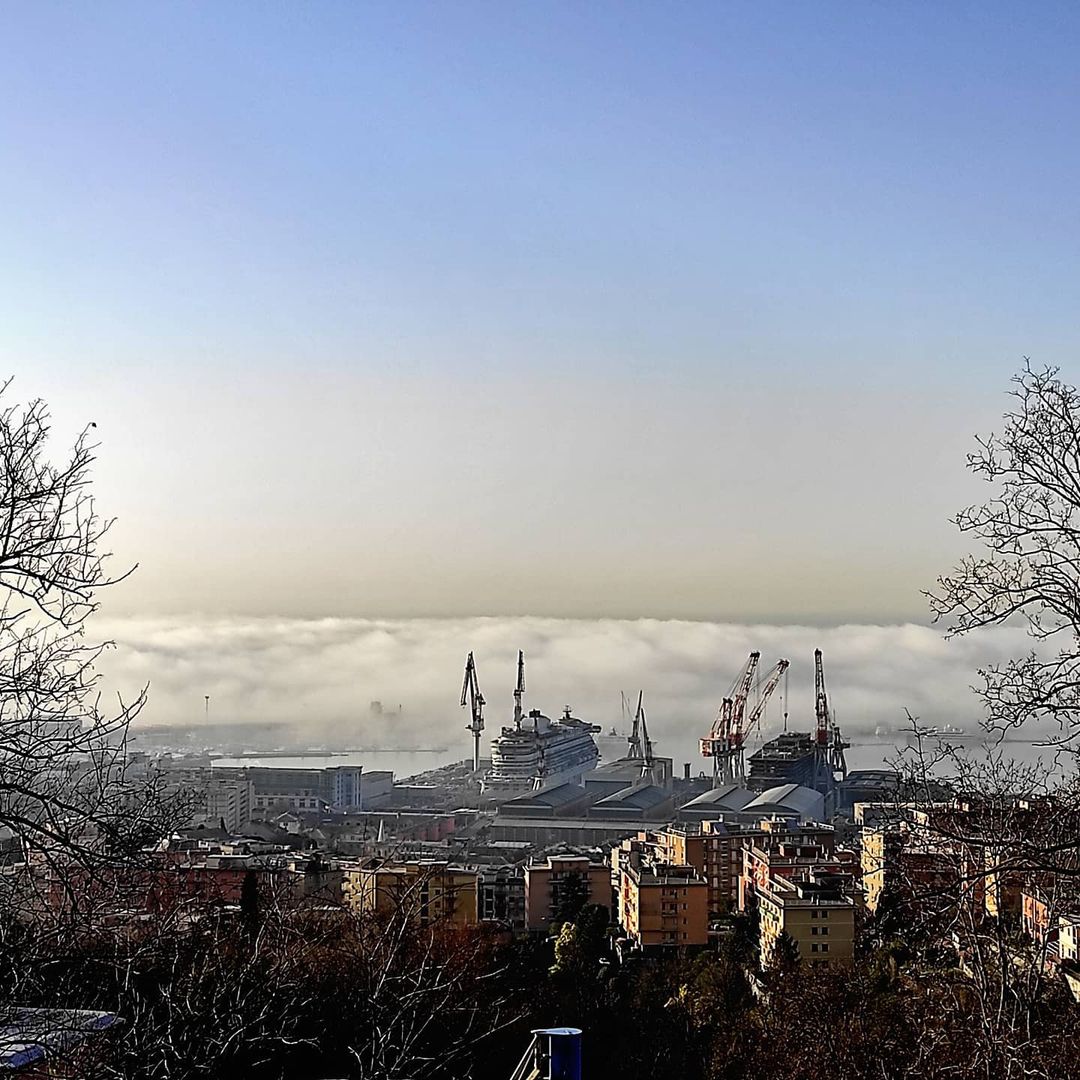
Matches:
[[740, 830, 853, 912], [342, 860, 479, 926], [618, 859, 708, 950], [202, 777, 253, 833], [479, 866, 526, 930], [1022, 885, 1054, 943], [861, 825, 960, 916], [1059, 913, 1080, 964], [757, 870, 855, 968], [523, 854, 611, 931]]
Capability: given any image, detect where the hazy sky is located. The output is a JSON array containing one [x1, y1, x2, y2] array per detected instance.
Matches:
[[3, 4, 1078, 621], [102, 614, 1045, 764]]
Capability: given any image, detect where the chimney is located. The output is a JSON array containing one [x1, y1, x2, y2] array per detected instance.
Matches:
[[683, 762, 691, 780]]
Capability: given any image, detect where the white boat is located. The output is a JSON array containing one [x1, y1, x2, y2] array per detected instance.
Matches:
[[926, 723, 978, 740]]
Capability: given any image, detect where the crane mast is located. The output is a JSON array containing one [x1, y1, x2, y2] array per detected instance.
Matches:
[[625, 690, 643, 759], [460, 652, 485, 773], [629, 690, 654, 777], [513, 650, 526, 729], [814, 648, 829, 747], [813, 647, 849, 794]]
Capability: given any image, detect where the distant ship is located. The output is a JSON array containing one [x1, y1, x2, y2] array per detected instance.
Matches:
[[484, 705, 601, 794], [892, 723, 979, 741], [596, 727, 630, 763], [925, 723, 978, 741], [596, 693, 639, 762]]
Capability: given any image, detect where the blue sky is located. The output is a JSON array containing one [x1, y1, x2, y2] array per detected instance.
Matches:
[[1, 4, 1077, 620]]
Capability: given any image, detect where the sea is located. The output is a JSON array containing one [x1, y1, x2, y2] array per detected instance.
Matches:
[[210, 731, 1073, 784]]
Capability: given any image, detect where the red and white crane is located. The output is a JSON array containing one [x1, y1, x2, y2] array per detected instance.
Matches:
[[729, 657, 788, 784], [701, 651, 789, 785]]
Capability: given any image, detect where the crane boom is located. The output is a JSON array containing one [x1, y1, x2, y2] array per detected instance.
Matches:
[[513, 650, 526, 729], [814, 648, 829, 747], [737, 658, 790, 744], [729, 651, 760, 743], [460, 652, 485, 773], [702, 652, 760, 747], [629, 690, 655, 779], [637, 691, 653, 766]]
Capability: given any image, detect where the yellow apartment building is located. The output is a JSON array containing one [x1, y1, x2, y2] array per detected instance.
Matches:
[[342, 859, 479, 926], [523, 854, 612, 931], [618, 860, 707, 950], [758, 871, 855, 969]]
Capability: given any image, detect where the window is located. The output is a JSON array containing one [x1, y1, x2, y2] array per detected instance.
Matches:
[[811, 943, 819, 953], [821, 944, 829, 952]]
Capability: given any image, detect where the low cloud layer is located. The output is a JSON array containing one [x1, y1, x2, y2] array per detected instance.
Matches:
[[92, 615, 1037, 767]]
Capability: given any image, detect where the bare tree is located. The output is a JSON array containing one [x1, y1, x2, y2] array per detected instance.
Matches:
[[0, 384, 177, 918], [929, 362, 1080, 749]]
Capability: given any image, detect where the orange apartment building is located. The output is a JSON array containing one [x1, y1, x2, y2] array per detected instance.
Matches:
[[523, 854, 612, 931], [342, 859, 479, 926], [740, 827, 853, 912], [615, 819, 836, 920]]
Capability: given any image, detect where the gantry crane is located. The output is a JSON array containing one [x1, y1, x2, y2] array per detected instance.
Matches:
[[460, 652, 485, 773]]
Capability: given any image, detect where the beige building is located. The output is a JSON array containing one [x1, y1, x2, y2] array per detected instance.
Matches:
[[1059, 913, 1080, 964], [524, 854, 611, 931], [614, 819, 835, 920], [618, 860, 708, 950], [202, 777, 253, 834], [860, 825, 959, 916], [758, 871, 855, 969], [342, 860, 479, 926]]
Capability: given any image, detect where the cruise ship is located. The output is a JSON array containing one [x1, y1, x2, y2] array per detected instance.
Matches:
[[482, 652, 601, 795]]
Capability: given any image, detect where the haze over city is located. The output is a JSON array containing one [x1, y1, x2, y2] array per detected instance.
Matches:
[[7, 5, 1080, 1078], [4, 5, 1079, 741]]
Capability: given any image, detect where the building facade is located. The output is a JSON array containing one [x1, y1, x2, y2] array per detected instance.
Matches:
[[523, 854, 612, 931], [343, 860, 479, 926], [757, 871, 855, 968], [617, 858, 707, 950]]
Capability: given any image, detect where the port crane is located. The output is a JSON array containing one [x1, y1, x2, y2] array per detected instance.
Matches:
[[733, 657, 789, 784], [701, 652, 789, 785], [513, 650, 526, 728], [701, 651, 759, 783], [813, 648, 848, 787], [628, 690, 655, 778], [460, 652, 485, 773]]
